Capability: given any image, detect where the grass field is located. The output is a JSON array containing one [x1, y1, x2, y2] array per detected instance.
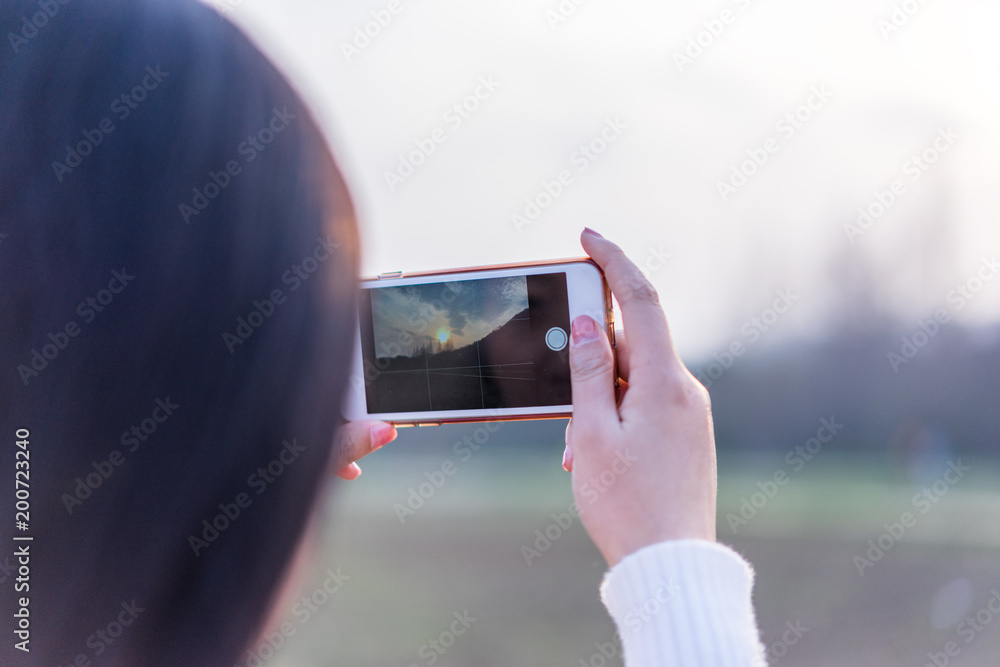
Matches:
[[258, 422, 1000, 667]]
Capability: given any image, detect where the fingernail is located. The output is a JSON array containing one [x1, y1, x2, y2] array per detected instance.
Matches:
[[348, 462, 362, 477], [571, 315, 599, 345], [370, 423, 395, 450], [561, 446, 572, 472], [582, 227, 603, 238]]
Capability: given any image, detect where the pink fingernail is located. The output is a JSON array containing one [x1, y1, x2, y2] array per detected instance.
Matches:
[[571, 315, 599, 344], [582, 227, 603, 238], [561, 446, 572, 472]]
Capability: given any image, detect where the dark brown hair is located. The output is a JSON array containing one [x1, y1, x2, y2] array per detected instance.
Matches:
[[0, 0, 357, 664]]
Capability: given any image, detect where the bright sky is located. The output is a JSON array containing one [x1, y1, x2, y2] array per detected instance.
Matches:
[[222, 0, 1000, 358]]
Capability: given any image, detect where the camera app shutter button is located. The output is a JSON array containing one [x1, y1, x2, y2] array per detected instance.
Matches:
[[545, 327, 568, 351]]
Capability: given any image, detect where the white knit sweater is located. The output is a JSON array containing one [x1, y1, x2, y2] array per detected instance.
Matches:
[[600, 540, 768, 666]]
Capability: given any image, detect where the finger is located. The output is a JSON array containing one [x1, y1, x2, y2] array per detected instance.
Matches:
[[613, 326, 630, 381], [334, 462, 363, 480], [330, 420, 397, 475], [562, 419, 574, 472], [568, 314, 619, 430], [581, 229, 680, 376]]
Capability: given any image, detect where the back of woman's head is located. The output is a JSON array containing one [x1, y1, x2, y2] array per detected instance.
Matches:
[[0, 1, 358, 663]]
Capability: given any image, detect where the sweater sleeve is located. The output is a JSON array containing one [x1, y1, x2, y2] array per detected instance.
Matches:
[[599, 539, 767, 666]]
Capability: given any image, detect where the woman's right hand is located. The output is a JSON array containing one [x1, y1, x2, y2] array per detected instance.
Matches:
[[564, 229, 718, 568]]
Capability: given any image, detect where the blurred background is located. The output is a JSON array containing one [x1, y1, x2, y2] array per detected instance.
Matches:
[[216, 0, 1000, 664]]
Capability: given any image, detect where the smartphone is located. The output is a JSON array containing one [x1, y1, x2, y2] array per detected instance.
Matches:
[[343, 258, 614, 425]]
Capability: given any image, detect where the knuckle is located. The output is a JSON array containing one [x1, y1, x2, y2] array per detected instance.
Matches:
[[624, 276, 660, 305], [686, 369, 712, 403], [660, 369, 710, 409], [691, 379, 712, 411], [610, 260, 659, 305]]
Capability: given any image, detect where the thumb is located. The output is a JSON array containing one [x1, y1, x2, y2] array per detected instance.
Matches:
[[331, 421, 397, 480], [568, 315, 617, 428]]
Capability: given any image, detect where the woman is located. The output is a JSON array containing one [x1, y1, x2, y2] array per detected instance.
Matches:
[[0, 0, 765, 664]]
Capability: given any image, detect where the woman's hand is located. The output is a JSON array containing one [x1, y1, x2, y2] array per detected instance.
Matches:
[[564, 229, 717, 567], [331, 421, 397, 480]]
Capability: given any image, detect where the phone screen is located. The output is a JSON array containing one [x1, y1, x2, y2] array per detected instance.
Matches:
[[358, 272, 571, 414]]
